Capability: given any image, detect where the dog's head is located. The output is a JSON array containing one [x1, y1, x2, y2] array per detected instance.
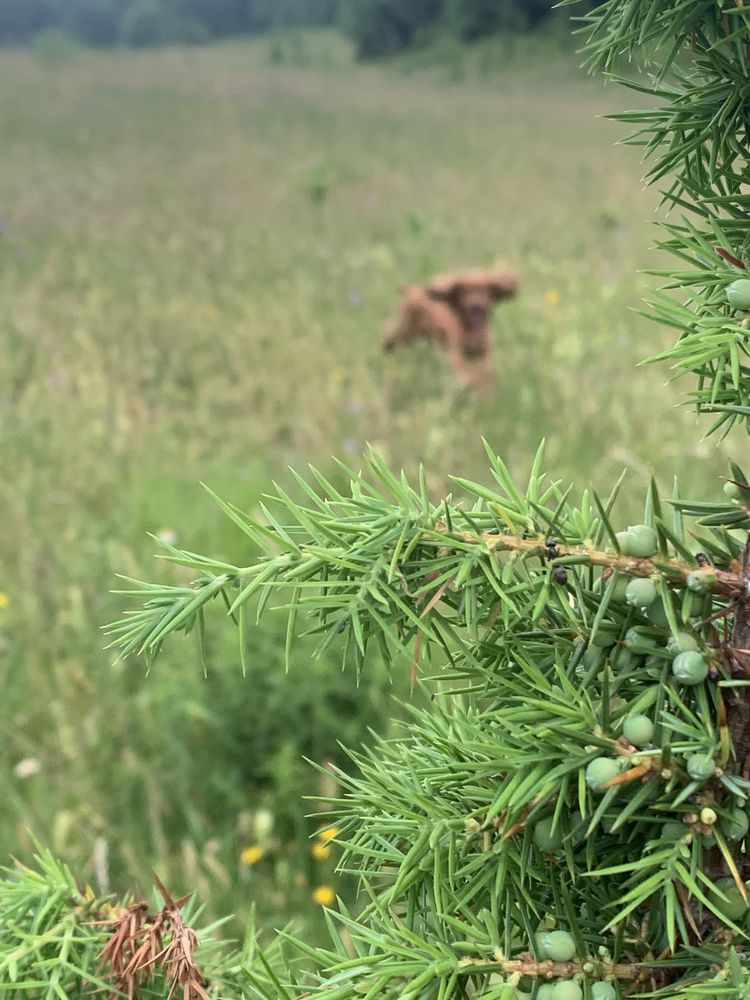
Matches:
[[426, 267, 519, 334]]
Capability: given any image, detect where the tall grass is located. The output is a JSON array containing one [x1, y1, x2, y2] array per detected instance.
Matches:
[[0, 31, 735, 935]]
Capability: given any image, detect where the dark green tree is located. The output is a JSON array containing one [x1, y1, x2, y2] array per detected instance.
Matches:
[[340, 0, 444, 59], [0, 0, 56, 45], [339, 0, 592, 57], [64, 0, 121, 46], [443, 0, 552, 40], [118, 0, 175, 47], [168, 0, 249, 36]]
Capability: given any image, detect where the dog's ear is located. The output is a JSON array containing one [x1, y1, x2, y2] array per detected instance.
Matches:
[[425, 273, 461, 303], [487, 268, 519, 302]]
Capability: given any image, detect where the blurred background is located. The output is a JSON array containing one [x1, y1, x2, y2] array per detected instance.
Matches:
[[0, 0, 737, 942]]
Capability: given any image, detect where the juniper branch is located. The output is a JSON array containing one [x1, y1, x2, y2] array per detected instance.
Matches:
[[105, 447, 750, 670]]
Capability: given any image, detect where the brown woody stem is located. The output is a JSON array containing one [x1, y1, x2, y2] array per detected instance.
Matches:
[[490, 950, 646, 983], [433, 524, 748, 600], [726, 533, 750, 883]]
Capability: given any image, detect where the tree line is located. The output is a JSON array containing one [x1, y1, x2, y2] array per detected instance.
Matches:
[[0, 0, 595, 53]]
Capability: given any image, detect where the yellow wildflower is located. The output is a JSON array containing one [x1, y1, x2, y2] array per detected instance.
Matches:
[[543, 288, 561, 306], [0, 592, 8, 610], [240, 845, 264, 866], [319, 827, 339, 842], [312, 885, 335, 906], [312, 841, 331, 861]]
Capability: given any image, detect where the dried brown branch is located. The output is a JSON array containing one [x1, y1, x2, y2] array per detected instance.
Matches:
[[99, 875, 209, 1000]]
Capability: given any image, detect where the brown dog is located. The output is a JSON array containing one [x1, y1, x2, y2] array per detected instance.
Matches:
[[383, 266, 518, 391]]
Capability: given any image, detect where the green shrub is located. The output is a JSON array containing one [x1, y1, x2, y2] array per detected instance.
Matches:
[[31, 27, 80, 66]]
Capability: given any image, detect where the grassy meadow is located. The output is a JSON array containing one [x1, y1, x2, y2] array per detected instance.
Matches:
[[0, 31, 738, 935]]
